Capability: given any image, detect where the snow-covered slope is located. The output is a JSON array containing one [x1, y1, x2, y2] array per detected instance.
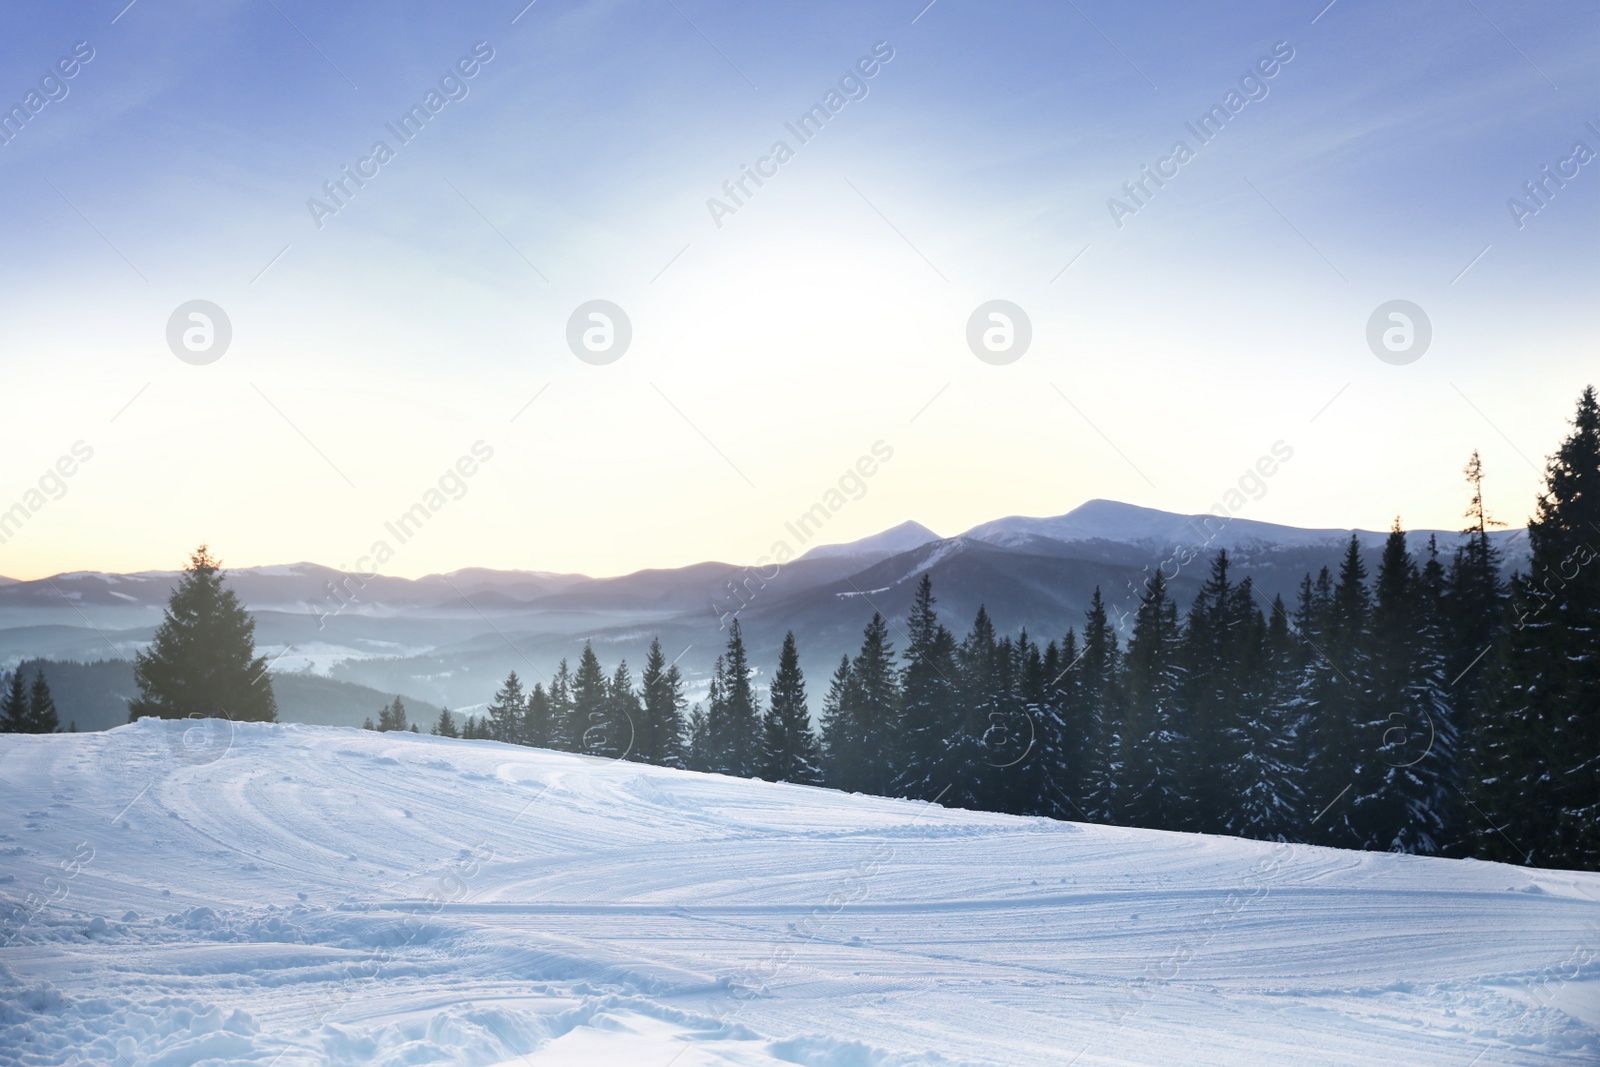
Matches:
[[2, 723, 1595, 1066]]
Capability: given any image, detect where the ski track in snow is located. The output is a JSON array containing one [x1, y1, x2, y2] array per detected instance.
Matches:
[[0, 721, 1596, 1066]]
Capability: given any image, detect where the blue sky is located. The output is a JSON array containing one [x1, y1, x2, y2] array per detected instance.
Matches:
[[0, 0, 1595, 578]]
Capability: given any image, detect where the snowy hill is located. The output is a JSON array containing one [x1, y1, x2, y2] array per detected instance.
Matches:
[[1, 722, 1595, 1065]]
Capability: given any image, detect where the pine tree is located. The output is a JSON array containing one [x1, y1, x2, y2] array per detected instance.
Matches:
[[638, 638, 687, 768], [1180, 555, 1268, 837], [1120, 569, 1185, 830], [686, 702, 713, 772], [24, 671, 58, 734], [548, 659, 575, 751], [362, 716, 376, 731], [600, 661, 639, 759], [129, 546, 277, 722], [522, 684, 555, 749], [487, 672, 525, 743], [849, 613, 901, 797], [1474, 386, 1600, 869], [894, 575, 958, 801], [760, 631, 823, 784], [1039, 628, 1097, 822], [1077, 589, 1123, 821], [1367, 522, 1451, 853], [377, 696, 409, 732], [706, 622, 761, 776], [1243, 593, 1306, 840], [819, 655, 855, 788], [0, 672, 29, 733], [949, 606, 1000, 810], [1300, 540, 1374, 849], [571, 644, 609, 756], [433, 708, 459, 737]]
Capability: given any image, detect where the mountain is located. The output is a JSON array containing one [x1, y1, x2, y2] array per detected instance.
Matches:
[[798, 519, 941, 562], [0, 501, 1529, 722]]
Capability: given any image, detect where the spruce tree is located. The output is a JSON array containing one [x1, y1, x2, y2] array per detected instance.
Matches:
[[1040, 628, 1097, 822], [686, 703, 713, 772], [433, 708, 459, 737], [548, 659, 575, 750], [710, 622, 761, 776], [129, 546, 277, 722], [1474, 386, 1600, 869], [638, 639, 687, 768], [1078, 589, 1123, 821], [1367, 523, 1451, 853], [571, 644, 609, 755], [849, 613, 901, 797], [378, 696, 409, 732], [949, 606, 1000, 810], [601, 660, 639, 759], [819, 655, 855, 789], [1119, 569, 1185, 830], [0, 672, 27, 733], [522, 684, 555, 749], [25, 671, 58, 734], [894, 575, 958, 801], [760, 631, 823, 784], [487, 672, 525, 743], [1244, 593, 1305, 840], [1301, 541, 1373, 849]]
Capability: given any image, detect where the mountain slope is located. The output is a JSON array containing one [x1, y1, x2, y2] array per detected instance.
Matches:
[[0, 722, 1593, 1065]]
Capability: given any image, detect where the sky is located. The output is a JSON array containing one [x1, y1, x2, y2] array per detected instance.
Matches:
[[0, 0, 1595, 580]]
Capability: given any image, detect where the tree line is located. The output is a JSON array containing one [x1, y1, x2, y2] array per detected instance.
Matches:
[[0, 668, 61, 733], [454, 387, 1598, 871]]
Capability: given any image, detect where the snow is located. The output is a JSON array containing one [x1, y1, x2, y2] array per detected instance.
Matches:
[[1, 720, 1596, 1066]]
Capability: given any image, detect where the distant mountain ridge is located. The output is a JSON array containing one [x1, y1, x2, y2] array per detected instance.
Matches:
[[0, 501, 1528, 724]]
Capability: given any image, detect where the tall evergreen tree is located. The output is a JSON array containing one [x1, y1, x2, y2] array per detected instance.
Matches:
[[638, 639, 687, 768], [487, 672, 526, 742], [819, 655, 856, 789], [1301, 540, 1373, 849], [522, 684, 555, 748], [1242, 593, 1306, 840], [432, 707, 459, 737], [894, 575, 958, 801], [1077, 589, 1123, 821], [760, 631, 823, 784], [377, 696, 409, 733], [1475, 386, 1600, 869], [708, 621, 762, 777], [129, 546, 277, 722], [0, 671, 29, 733], [25, 671, 58, 734], [1119, 569, 1185, 830], [548, 658, 575, 751], [686, 701, 713, 772], [1367, 522, 1452, 853], [948, 606, 1000, 810], [600, 661, 639, 759], [851, 613, 901, 796], [570, 644, 609, 755]]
